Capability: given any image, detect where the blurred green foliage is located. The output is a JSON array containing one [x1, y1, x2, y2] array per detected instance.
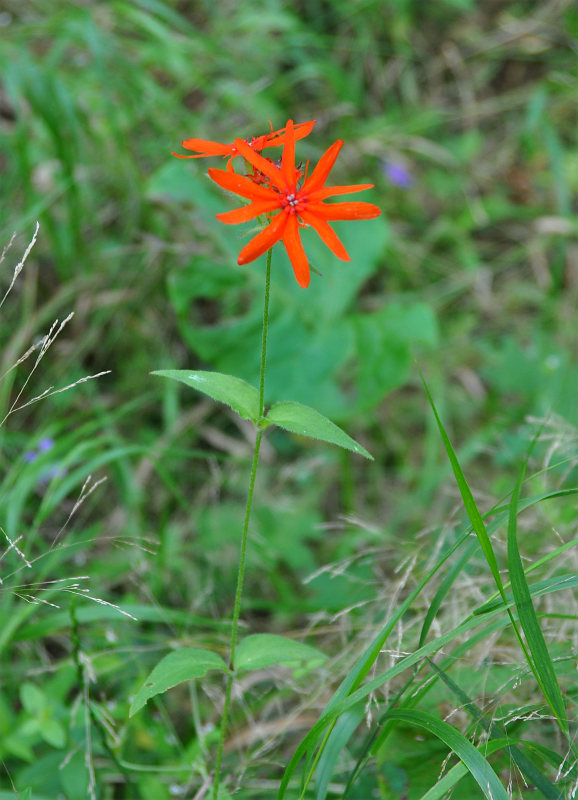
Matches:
[[0, 0, 576, 796]]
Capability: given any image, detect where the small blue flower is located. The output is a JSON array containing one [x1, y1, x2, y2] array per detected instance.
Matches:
[[37, 437, 55, 452], [23, 450, 37, 463], [382, 161, 413, 189], [38, 465, 67, 487]]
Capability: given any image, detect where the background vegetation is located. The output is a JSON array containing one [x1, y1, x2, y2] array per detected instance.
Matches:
[[0, 0, 576, 797]]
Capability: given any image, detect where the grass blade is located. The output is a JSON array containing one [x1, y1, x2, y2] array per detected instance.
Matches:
[[507, 459, 569, 734], [420, 373, 506, 602], [379, 709, 510, 800]]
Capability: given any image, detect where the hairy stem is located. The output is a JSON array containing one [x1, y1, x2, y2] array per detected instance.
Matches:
[[213, 248, 272, 797]]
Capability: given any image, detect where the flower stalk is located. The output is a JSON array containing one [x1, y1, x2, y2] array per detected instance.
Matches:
[[213, 247, 272, 798]]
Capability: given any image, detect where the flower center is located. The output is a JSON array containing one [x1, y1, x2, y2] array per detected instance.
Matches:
[[282, 192, 300, 214]]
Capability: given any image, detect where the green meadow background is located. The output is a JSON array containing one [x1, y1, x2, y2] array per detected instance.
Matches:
[[0, 0, 576, 797]]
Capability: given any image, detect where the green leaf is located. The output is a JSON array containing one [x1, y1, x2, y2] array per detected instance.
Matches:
[[236, 634, 327, 673], [474, 573, 578, 615], [152, 369, 260, 422], [40, 719, 66, 749], [129, 648, 229, 717], [420, 374, 506, 601], [419, 541, 478, 647], [264, 401, 373, 460], [352, 302, 438, 411], [59, 748, 91, 800], [382, 710, 510, 800], [20, 682, 46, 713], [417, 738, 515, 800], [3, 790, 33, 800], [507, 458, 569, 732], [426, 658, 563, 799], [314, 706, 365, 800]]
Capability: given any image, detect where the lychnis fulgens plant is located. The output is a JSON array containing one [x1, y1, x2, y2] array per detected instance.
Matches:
[[129, 119, 380, 797]]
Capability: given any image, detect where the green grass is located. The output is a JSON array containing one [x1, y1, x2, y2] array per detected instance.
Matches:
[[0, 0, 577, 797]]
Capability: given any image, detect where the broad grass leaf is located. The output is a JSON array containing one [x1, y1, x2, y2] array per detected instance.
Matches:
[[353, 302, 438, 411], [130, 648, 229, 717], [236, 634, 327, 673], [381, 710, 509, 800], [152, 369, 260, 422], [265, 401, 373, 459]]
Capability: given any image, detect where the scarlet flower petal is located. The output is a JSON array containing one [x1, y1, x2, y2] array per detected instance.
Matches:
[[171, 152, 206, 159], [306, 201, 382, 220], [281, 119, 295, 188], [282, 215, 310, 288], [308, 183, 375, 200], [265, 120, 316, 148], [181, 138, 233, 156], [238, 212, 288, 264], [299, 211, 350, 261], [217, 200, 281, 224], [301, 140, 343, 195], [200, 120, 381, 287], [208, 168, 276, 201], [233, 138, 287, 191]]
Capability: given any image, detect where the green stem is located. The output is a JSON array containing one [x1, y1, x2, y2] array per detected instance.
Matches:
[[213, 248, 272, 798]]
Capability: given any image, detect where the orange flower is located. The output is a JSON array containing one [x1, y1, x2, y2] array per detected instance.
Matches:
[[208, 119, 381, 288], [173, 120, 316, 170]]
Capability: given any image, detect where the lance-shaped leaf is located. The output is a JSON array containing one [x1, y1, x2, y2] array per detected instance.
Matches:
[[152, 369, 260, 422], [236, 634, 327, 673], [130, 648, 229, 717], [264, 401, 372, 460]]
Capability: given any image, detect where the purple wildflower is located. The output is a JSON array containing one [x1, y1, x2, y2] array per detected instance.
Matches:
[[382, 161, 413, 189], [38, 437, 55, 452]]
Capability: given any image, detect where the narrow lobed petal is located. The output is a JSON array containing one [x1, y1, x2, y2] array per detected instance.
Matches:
[[181, 138, 233, 156], [299, 211, 350, 261], [280, 119, 296, 189], [238, 212, 288, 264], [306, 200, 382, 221], [301, 140, 343, 195], [208, 168, 278, 202], [307, 183, 375, 200], [172, 151, 209, 159], [265, 119, 316, 148], [217, 200, 281, 225], [233, 138, 287, 191], [282, 215, 310, 288]]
